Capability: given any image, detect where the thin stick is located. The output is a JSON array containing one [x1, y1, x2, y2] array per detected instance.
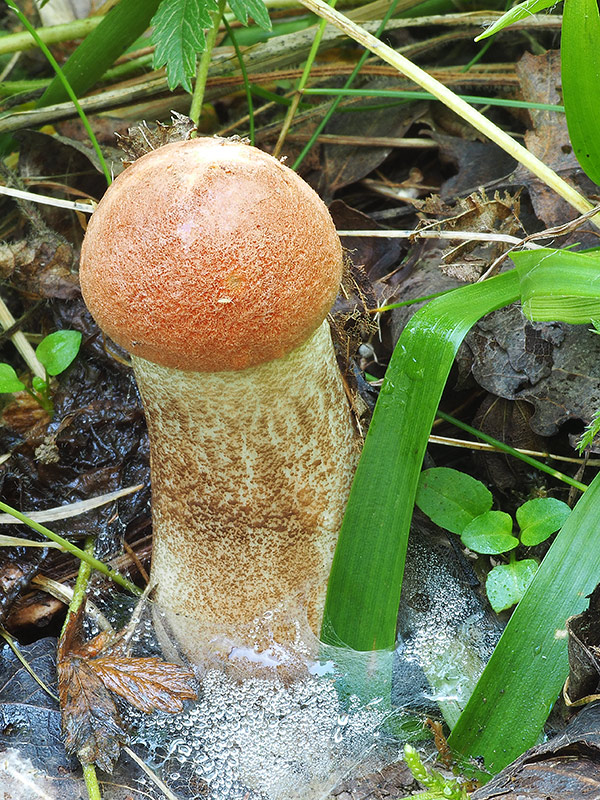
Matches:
[[336, 229, 544, 247], [0, 185, 94, 213], [60, 538, 103, 800], [0, 627, 59, 701], [428, 434, 600, 466], [0, 484, 144, 525], [437, 410, 588, 493], [0, 297, 45, 380]]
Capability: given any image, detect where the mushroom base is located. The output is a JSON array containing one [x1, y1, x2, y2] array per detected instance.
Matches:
[[133, 321, 358, 648]]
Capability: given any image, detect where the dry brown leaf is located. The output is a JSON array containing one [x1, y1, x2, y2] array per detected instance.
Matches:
[[57, 597, 197, 772], [90, 655, 198, 714], [58, 650, 129, 773]]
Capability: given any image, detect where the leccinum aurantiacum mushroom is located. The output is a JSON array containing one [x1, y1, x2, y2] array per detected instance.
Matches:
[[79, 137, 358, 647]]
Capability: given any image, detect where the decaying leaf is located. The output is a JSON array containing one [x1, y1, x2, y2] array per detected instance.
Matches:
[[0, 227, 79, 300], [511, 50, 600, 233], [413, 190, 523, 279], [117, 112, 197, 164], [0, 547, 47, 625], [91, 655, 198, 714], [565, 584, 600, 705], [58, 597, 197, 772], [0, 637, 163, 799]]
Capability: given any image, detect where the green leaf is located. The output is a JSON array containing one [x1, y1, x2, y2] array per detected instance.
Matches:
[[0, 364, 24, 393], [228, 0, 271, 30], [31, 376, 47, 394], [36, 331, 82, 376], [516, 497, 571, 547], [562, 0, 600, 184], [485, 559, 538, 613], [474, 0, 556, 42], [415, 468, 492, 535], [460, 511, 518, 555], [151, 0, 219, 92]]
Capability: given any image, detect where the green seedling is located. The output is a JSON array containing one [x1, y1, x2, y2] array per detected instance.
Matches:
[[0, 329, 82, 415], [403, 744, 469, 800], [416, 468, 571, 612]]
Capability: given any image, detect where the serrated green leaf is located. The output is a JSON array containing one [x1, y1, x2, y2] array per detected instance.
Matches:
[[0, 364, 25, 393], [485, 559, 538, 612], [474, 0, 556, 42], [228, 0, 271, 30], [151, 0, 219, 92], [460, 511, 518, 555], [415, 467, 492, 535], [36, 331, 82, 376], [562, 0, 600, 184], [516, 497, 571, 547]]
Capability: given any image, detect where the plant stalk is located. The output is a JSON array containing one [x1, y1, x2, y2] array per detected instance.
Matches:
[[190, 0, 227, 126]]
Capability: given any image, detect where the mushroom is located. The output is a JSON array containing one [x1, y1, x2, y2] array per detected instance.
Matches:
[[79, 137, 358, 650]]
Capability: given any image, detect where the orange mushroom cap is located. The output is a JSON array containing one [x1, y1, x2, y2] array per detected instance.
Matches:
[[80, 138, 343, 372]]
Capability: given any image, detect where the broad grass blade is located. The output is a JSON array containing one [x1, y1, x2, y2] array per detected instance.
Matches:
[[322, 270, 521, 651], [39, 0, 161, 107], [562, 0, 600, 184]]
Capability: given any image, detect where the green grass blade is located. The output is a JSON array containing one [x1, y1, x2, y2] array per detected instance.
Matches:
[[562, 0, 600, 185], [0, 497, 140, 596], [322, 270, 522, 651], [38, 0, 161, 108], [474, 0, 556, 42], [222, 17, 255, 143], [448, 471, 600, 773], [436, 410, 588, 493], [513, 247, 600, 323], [292, 0, 400, 170], [303, 88, 564, 113], [0, 16, 101, 57]]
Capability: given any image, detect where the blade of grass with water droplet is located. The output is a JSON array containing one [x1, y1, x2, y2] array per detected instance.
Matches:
[[322, 269, 522, 651]]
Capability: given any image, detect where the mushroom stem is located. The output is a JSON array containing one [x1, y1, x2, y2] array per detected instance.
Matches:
[[133, 320, 357, 640]]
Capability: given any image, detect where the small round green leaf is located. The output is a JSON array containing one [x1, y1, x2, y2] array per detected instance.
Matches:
[[416, 468, 493, 534], [0, 363, 25, 393], [485, 559, 539, 613], [516, 497, 571, 547], [460, 511, 518, 555], [36, 330, 82, 376]]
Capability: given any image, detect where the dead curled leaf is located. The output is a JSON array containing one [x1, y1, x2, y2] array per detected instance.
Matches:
[[57, 598, 197, 772], [90, 655, 198, 714]]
